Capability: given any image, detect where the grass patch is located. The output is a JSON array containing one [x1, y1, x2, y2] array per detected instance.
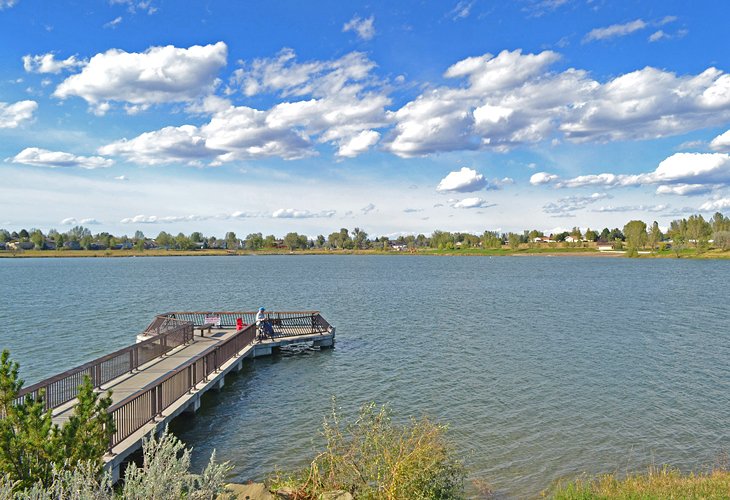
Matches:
[[552, 466, 730, 499]]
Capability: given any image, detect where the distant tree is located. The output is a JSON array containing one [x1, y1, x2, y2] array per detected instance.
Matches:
[[283, 232, 302, 250], [245, 233, 263, 250], [135, 239, 145, 251], [316, 235, 325, 248], [607, 228, 624, 241], [686, 214, 712, 249], [224, 231, 238, 250], [599, 228, 610, 241], [647, 221, 662, 252], [713, 231, 730, 250], [584, 228, 598, 242], [623, 220, 647, 255], [352, 227, 368, 249], [133, 230, 145, 241], [0, 229, 11, 243], [258, 234, 273, 248], [56, 233, 66, 248], [189, 232, 203, 243], [155, 231, 172, 249], [508, 233, 520, 250], [67, 226, 91, 241], [570, 226, 582, 241], [18, 229, 29, 240], [80, 235, 93, 250], [711, 211, 730, 233], [176, 233, 193, 250], [30, 230, 44, 250], [481, 231, 501, 249], [554, 232, 569, 242]]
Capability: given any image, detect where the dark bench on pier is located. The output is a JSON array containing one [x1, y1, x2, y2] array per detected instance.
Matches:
[[196, 324, 214, 336]]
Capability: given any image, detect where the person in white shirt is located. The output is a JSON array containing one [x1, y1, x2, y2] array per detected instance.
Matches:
[[256, 307, 274, 338]]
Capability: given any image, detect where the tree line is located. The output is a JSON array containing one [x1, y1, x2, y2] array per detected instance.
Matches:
[[1, 211, 728, 253]]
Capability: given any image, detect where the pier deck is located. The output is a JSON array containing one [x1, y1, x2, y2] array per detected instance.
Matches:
[[17, 311, 335, 481]]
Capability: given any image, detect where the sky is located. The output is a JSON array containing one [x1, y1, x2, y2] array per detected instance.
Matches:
[[1, 0, 729, 238]]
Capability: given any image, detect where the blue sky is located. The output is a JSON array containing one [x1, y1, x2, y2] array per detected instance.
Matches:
[[1, 0, 729, 238]]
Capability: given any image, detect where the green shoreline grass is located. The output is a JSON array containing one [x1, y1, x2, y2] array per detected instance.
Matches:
[[2, 246, 729, 259]]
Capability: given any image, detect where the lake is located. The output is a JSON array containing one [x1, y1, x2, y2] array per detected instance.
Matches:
[[1, 255, 728, 497]]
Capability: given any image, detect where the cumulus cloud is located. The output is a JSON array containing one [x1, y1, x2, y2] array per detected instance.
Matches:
[[0, 100, 37, 128], [699, 198, 730, 211], [450, 197, 495, 209], [530, 172, 558, 185], [272, 208, 336, 218], [103, 49, 391, 163], [54, 42, 227, 114], [9, 148, 113, 169], [23, 53, 84, 74], [386, 48, 730, 157], [436, 167, 487, 192], [655, 184, 713, 196], [583, 19, 647, 42], [710, 130, 730, 152], [61, 217, 101, 225], [99, 125, 222, 165], [342, 15, 375, 41], [543, 192, 609, 216]]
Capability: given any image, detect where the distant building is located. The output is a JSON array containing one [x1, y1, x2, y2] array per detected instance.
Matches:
[[43, 240, 57, 250], [64, 241, 82, 250], [8, 241, 35, 250]]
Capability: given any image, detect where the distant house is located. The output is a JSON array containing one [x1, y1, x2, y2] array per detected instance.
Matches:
[[43, 240, 57, 250], [113, 241, 133, 250], [389, 241, 407, 251], [89, 243, 107, 250], [0, 242, 5, 250], [596, 242, 614, 251], [64, 241, 82, 250], [8, 241, 35, 250], [533, 237, 554, 243], [565, 236, 582, 243]]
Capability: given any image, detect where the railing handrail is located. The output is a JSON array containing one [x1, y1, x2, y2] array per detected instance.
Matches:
[[17, 318, 193, 407]]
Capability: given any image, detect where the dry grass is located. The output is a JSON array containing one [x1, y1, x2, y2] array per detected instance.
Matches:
[[552, 466, 730, 499]]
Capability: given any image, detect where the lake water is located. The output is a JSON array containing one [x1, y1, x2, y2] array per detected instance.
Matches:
[[1, 255, 728, 497]]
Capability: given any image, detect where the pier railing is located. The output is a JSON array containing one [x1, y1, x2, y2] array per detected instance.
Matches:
[[109, 311, 333, 448], [108, 323, 258, 448], [16, 318, 193, 411]]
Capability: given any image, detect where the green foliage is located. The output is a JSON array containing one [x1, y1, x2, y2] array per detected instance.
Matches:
[[623, 220, 647, 254], [714, 231, 730, 250], [269, 401, 465, 499], [0, 351, 113, 491], [0, 428, 231, 499]]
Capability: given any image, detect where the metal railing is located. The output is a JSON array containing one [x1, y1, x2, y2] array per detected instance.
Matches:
[[16, 318, 193, 411], [108, 323, 257, 448]]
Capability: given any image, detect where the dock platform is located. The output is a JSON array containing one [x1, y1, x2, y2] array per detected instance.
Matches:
[[16, 311, 335, 481]]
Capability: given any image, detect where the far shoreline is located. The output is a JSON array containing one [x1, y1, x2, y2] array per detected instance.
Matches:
[[1, 247, 729, 260]]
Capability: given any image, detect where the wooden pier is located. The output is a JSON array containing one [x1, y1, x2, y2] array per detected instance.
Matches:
[[16, 311, 335, 481]]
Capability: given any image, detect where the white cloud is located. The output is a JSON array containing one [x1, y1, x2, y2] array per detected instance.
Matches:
[[361, 203, 375, 214], [99, 125, 220, 165], [583, 19, 647, 42], [449, 1, 473, 20], [0, 0, 17, 9], [0, 100, 37, 128], [110, 0, 156, 15], [437, 167, 487, 192], [543, 192, 609, 215], [114, 175, 129, 181], [54, 42, 227, 114], [655, 184, 713, 196], [61, 217, 101, 225], [648, 30, 667, 42], [530, 172, 558, 185], [104, 16, 123, 29], [272, 208, 336, 218], [23, 53, 84, 74], [550, 153, 730, 194], [9, 148, 113, 169], [121, 214, 211, 224], [105, 50, 391, 163], [451, 197, 495, 209], [699, 198, 730, 211], [593, 204, 668, 213], [710, 130, 730, 152], [387, 49, 730, 156], [342, 15, 375, 41], [337, 130, 380, 157]]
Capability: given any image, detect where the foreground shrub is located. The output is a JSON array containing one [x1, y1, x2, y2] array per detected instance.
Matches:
[[268, 401, 465, 499], [0, 427, 231, 499], [552, 466, 730, 499]]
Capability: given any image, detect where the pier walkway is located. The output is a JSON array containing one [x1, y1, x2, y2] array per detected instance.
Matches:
[[16, 311, 335, 481]]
